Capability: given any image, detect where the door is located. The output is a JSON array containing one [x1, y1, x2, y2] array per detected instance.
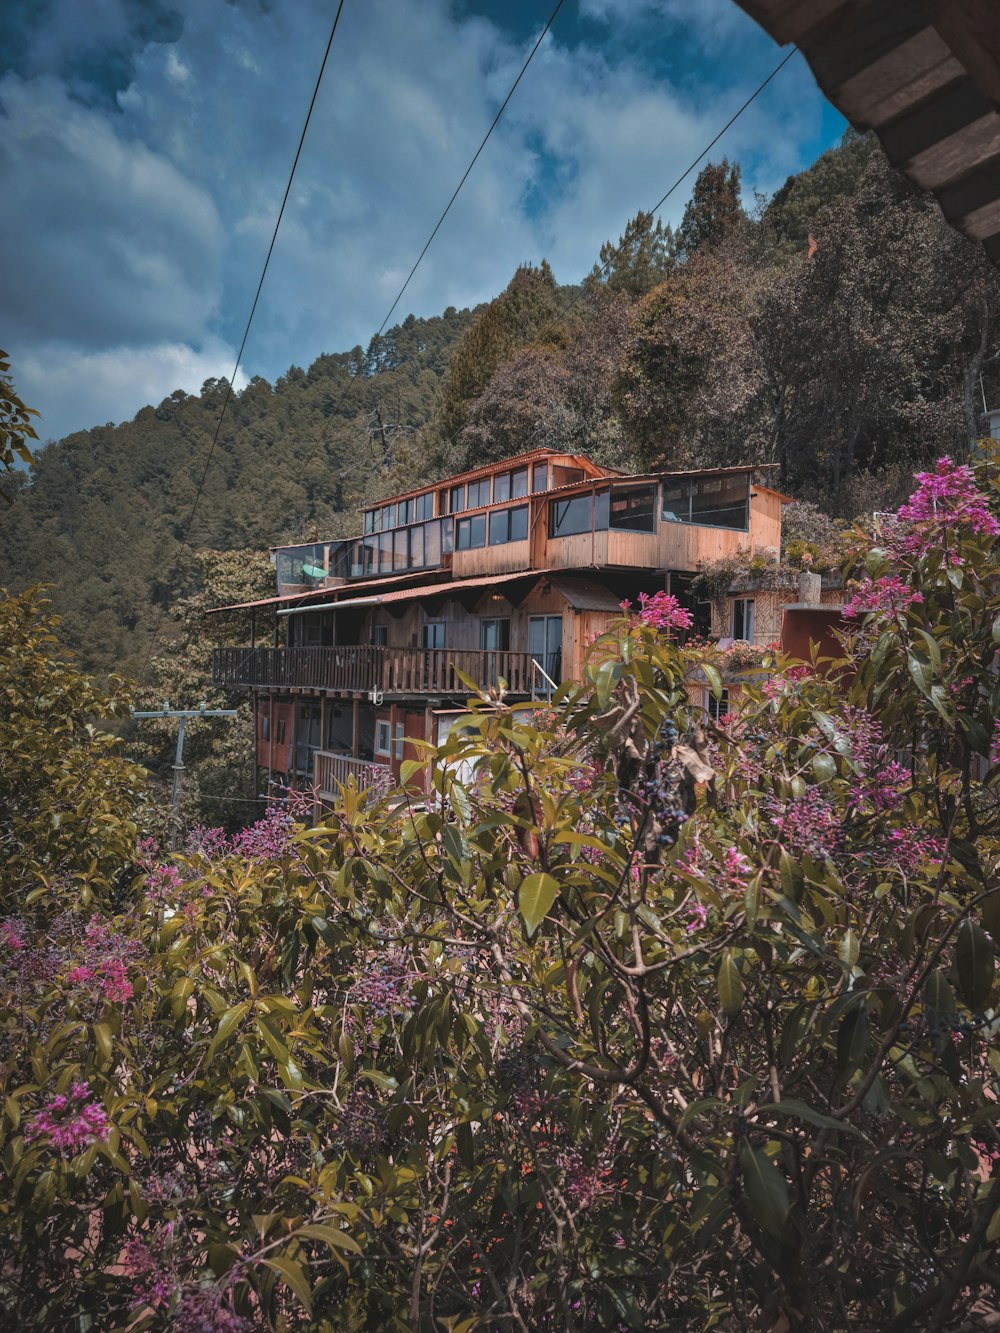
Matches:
[[421, 621, 445, 690], [528, 615, 562, 693], [480, 617, 510, 687]]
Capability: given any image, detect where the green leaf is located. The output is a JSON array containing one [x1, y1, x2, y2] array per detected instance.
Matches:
[[518, 872, 559, 938], [765, 1096, 861, 1135], [207, 1001, 250, 1061], [717, 951, 744, 1017], [298, 1223, 362, 1255], [738, 1142, 790, 1238], [986, 1207, 1000, 1244], [838, 929, 859, 970], [955, 919, 995, 1010], [263, 1256, 313, 1315], [701, 662, 722, 699], [812, 753, 836, 783], [837, 1007, 869, 1078]]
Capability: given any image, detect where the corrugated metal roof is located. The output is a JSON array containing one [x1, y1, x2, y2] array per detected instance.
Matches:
[[206, 567, 449, 613], [550, 577, 627, 612], [362, 450, 620, 510], [286, 569, 547, 613]]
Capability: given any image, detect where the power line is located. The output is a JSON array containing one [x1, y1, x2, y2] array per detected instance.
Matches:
[[289, 0, 566, 482], [426, 45, 799, 471], [529, 47, 797, 344], [138, 0, 348, 683]]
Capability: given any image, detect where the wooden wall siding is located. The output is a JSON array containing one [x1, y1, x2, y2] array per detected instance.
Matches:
[[451, 538, 531, 579], [545, 530, 610, 569], [713, 586, 846, 646]]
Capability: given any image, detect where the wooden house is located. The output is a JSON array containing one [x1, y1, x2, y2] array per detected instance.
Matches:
[[209, 448, 793, 801]]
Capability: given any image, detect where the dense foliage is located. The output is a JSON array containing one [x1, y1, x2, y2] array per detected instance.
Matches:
[[2, 458, 999, 1330]]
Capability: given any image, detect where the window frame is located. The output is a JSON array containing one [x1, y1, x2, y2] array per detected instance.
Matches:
[[375, 720, 393, 756], [732, 598, 755, 642], [456, 514, 486, 549]]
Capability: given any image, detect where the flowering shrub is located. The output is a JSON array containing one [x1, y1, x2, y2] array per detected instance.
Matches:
[[1, 458, 1000, 1330], [620, 588, 692, 631]]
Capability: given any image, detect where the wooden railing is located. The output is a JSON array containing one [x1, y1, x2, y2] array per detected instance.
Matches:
[[314, 750, 390, 798], [212, 645, 545, 695]]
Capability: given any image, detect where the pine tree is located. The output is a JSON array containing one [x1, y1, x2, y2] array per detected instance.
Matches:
[[676, 159, 744, 258], [590, 210, 676, 298]]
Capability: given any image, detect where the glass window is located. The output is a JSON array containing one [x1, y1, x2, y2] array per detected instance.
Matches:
[[400, 498, 414, 526], [393, 529, 408, 569], [511, 467, 529, 499], [691, 474, 749, 529], [383, 503, 396, 530], [705, 687, 730, 722], [609, 485, 657, 532], [261, 713, 270, 741], [378, 532, 392, 572], [488, 505, 529, 545], [422, 621, 445, 649], [661, 482, 689, 523], [549, 492, 609, 537], [494, 472, 511, 504], [375, 720, 392, 756], [409, 525, 425, 568], [371, 624, 388, 646], [480, 617, 510, 651], [510, 504, 528, 541], [468, 478, 490, 508], [363, 510, 374, 534], [451, 484, 466, 514], [532, 463, 549, 493], [456, 514, 486, 549], [277, 719, 286, 744], [732, 598, 755, 642], [415, 492, 434, 521]]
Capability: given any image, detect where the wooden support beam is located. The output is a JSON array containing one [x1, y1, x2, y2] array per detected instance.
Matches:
[[352, 698, 360, 758]]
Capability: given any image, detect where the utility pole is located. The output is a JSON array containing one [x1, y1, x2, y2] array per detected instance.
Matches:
[[131, 702, 238, 848]]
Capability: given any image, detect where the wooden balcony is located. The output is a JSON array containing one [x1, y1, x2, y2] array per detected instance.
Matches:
[[212, 645, 546, 696], [314, 750, 390, 800]]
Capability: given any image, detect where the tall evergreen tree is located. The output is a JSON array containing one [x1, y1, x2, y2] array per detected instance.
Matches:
[[590, 210, 676, 299], [676, 159, 744, 258]]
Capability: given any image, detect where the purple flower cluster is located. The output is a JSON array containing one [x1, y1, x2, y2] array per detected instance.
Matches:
[[895, 456, 1000, 554], [350, 953, 417, 1020], [554, 1146, 613, 1211], [843, 575, 923, 620], [63, 918, 142, 1004], [0, 918, 25, 952], [837, 707, 908, 814], [991, 719, 1000, 767], [880, 827, 944, 875], [27, 1081, 110, 1154], [621, 590, 693, 632], [232, 804, 296, 861], [769, 787, 842, 861]]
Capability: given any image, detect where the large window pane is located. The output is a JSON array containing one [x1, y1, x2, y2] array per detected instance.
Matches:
[[451, 485, 466, 514], [408, 525, 425, 568], [609, 485, 656, 532], [468, 478, 490, 508], [489, 510, 509, 545], [456, 515, 486, 549], [532, 463, 549, 493], [494, 472, 511, 504], [511, 467, 529, 499], [691, 475, 749, 529], [509, 504, 528, 541]]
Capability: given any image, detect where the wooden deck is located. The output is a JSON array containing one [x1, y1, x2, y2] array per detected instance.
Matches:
[[314, 750, 390, 799], [213, 645, 544, 696]]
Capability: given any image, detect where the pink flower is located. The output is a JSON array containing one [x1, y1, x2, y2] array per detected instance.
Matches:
[[991, 720, 1000, 767], [895, 457, 1000, 553], [0, 919, 25, 952], [843, 575, 922, 619], [66, 965, 96, 984], [685, 902, 708, 932], [633, 590, 693, 632]]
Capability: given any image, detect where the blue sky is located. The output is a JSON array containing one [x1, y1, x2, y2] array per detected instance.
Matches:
[[2, 0, 845, 441]]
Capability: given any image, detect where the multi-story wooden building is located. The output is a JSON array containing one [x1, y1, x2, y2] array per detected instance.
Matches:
[[210, 448, 799, 801]]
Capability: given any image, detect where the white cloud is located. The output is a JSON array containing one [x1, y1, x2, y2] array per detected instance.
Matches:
[[4, 0, 837, 442], [15, 337, 245, 443]]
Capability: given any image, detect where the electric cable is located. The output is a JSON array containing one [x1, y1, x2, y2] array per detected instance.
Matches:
[[138, 0, 348, 682]]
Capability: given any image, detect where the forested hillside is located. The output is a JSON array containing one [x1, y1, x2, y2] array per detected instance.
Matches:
[[3, 130, 1000, 679]]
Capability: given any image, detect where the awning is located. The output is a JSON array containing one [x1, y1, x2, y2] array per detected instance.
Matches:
[[549, 576, 627, 613], [276, 569, 548, 615]]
